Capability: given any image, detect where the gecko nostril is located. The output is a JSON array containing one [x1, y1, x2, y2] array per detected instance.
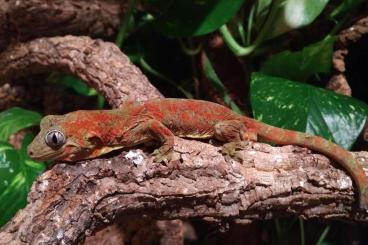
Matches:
[[28, 150, 33, 156]]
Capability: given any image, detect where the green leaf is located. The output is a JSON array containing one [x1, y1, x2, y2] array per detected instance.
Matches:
[[260, 36, 335, 82], [151, 0, 245, 37], [0, 136, 45, 227], [255, 0, 272, 17], [251, 0, 272, 33], [264, 0, 329, 40], [251, 73, 368, 149], [202, 53, 242, 114], [47, 72, 105, 108], [48, 73, 98, 96], [0, 108, 42, 142]]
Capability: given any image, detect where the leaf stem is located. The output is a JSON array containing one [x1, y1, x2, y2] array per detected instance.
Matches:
[[219, 0, 283, 56], [178, 39, 202, 56], [139, 58, 193, 99], [329, 12, 350, 36], [316, 225, 330, 245], [219, 25, 256, 56], [299, 218, 305, 245], [115, 0, 137, 48], [246, 3, 256, 45]]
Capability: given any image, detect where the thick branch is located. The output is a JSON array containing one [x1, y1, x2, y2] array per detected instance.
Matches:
[[1, 139, 367, 244], [0, 36, 162, 108], [0, 0, 126, 51]]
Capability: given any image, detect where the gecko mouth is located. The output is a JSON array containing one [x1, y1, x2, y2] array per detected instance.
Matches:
[[28, 149, 68, 161], [27, 144, 79, 161]]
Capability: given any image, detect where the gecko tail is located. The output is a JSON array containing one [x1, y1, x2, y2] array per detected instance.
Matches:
[[245, 117, 368, 210]]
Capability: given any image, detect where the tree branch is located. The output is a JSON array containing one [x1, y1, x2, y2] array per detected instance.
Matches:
[[1, 19, 367, 244], [1, 139, 367, 244], [0, 36, 162, 108], [0, 0, 126, 51]]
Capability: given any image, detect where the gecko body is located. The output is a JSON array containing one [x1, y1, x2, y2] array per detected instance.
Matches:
[[27, 98, 368, 209]]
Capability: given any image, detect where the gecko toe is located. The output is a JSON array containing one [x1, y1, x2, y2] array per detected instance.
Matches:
[[152, 149, 173, 164], [220, 141, 249, 162]]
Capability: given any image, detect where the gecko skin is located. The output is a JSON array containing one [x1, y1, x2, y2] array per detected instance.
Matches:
[[28, 98, 368, 209]]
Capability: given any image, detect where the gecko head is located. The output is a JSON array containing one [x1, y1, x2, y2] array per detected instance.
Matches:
[[27, 113, 103, 162]]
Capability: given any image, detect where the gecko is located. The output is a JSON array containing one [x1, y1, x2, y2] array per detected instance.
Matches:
[[27, 98, 368, 209]]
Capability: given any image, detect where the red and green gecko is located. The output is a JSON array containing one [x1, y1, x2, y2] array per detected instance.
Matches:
[[28, 98, 368, 209]]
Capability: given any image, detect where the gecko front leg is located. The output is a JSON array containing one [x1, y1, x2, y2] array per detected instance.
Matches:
[[130, 119, 175, 163], [214, 120, 257, 161]]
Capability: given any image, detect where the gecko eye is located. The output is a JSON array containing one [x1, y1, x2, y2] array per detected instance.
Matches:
[[45, 130, 66, 149]]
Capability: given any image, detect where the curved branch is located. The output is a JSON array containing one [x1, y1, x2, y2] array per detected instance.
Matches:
[[0, 36, 162, 108], [327, 17, 368, 96], [1, 139, 367, 244], [0, 0, 126, 51]]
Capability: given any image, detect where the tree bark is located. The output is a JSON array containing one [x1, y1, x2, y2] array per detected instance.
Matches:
[[0, 35, 175, 244], [0, 138, 367, 244], [0, 36, 162, 108], [0, 0, 126, 52], [0, 31, 367, 244]]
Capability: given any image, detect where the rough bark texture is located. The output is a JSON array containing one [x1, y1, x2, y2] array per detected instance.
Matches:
[[0, 36, 162, 108], [85, 216, 184, 245], [1, 138, 368, 244], [326, 74, 352, 96], [337, 17, 368, 48], [84, 223, 124, 245], [0, 4, 367, 243], [0, 0, 126, 52], [0, 35, 175, 244], [327, 17, 368, 96]]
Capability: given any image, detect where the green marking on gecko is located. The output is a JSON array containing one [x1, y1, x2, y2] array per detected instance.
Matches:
[[27, 98, 368, 210]]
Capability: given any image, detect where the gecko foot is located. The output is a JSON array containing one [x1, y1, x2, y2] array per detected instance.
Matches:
[[220, 141, 249, 162], [152, 148, 173, 164]]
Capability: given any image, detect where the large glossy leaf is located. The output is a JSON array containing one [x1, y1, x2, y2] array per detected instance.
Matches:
[[260, 36, 335, 82], [151, 0, 245, 37], [251, 73, 368, 149], [0, 108, 42, 142], [0, 135, 45, 227], [264, 0, 329, 40]]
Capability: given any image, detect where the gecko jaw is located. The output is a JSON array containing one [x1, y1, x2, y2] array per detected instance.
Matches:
[[28, 140, 82, 162], [28, 149, 66, 161]]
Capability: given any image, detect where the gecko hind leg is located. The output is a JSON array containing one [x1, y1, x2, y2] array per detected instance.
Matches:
[[214, 120, 257, 162]]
